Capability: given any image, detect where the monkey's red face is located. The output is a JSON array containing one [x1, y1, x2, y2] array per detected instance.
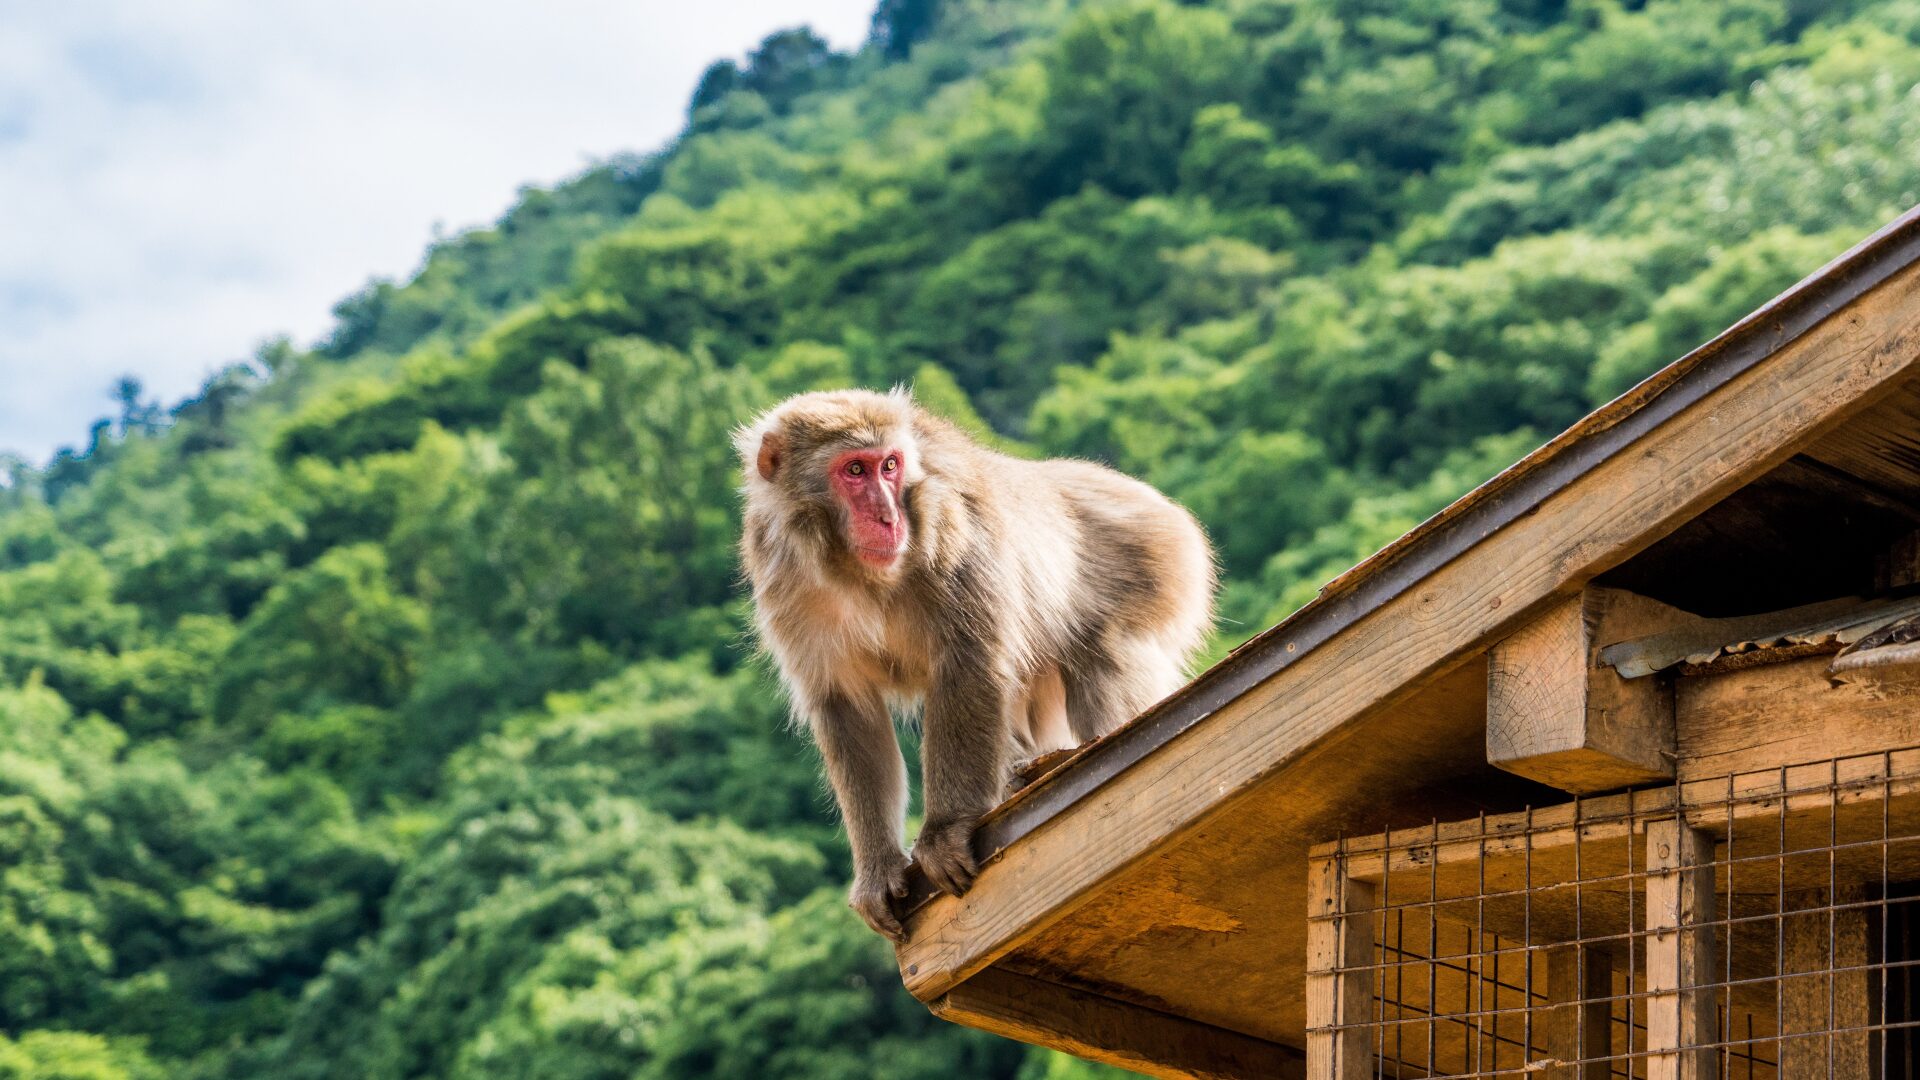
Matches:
[[828, 447, 908, 567]]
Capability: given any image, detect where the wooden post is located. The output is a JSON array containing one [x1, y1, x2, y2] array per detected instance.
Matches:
[[1487, 587, 1689, 794], [1780, 887, 1878, 1080], [1646, 818, 1718, 1080], [1542, 945, 1613, 1080], [1307, 853, 1376, 1080]]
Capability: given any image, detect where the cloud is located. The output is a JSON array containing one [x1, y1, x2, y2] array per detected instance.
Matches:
[[0, 0, 876, 462]]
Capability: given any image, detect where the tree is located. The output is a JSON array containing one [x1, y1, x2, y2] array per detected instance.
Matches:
[[871, 0, 943, 59], [740, 29, 848, 114], [211, 544, 427, 736], [110, 378, 163, 438], [688, 60, 742, 116], [400, 339, 753, 655], [1031, 2, 1253, 198]]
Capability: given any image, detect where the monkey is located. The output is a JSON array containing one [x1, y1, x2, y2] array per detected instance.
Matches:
[[736, 389, 1215, 942]]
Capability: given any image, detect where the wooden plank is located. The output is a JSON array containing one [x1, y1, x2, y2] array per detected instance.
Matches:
[[1780, 887, 1878, 1080], [1340, 749, 1920, 889], [1805, 376, 1920, 506], [1776, 454, 1920, 527], [930, 967, 1306, 1080], [1487, 587, 1690, 793], [1542, 945, 1613, 1080], [1305, 856, 1375, 1080], [1878, 527, 1920, 589], [1012, 660, 1517, 1049], [896, 255, 1920, 1003], [1646, 819, 1719, 1080], [1677, 653, 1920, 783], [1332, 791, 1664, 885]]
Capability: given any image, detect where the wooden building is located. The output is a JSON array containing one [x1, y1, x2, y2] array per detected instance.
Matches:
[[894, 205, 1920, 1079]]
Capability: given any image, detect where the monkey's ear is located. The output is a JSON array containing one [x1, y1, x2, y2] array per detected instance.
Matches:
[[756, 430, 786, 482]]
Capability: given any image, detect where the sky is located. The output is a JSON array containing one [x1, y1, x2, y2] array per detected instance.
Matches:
[[0, 0, 877, 463]]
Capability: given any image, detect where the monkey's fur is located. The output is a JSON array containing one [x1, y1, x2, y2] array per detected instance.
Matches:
[[737, 389, 1215, 941]]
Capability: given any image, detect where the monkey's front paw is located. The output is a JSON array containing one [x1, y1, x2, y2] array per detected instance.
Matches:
[[912, 818, 979, 897], [849, 859, 912, 943]]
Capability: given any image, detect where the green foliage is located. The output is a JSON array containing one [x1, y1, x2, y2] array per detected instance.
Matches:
[[0, 1031, 162, 1080], [5, 0, 1920, 1075], [577, 224, 781, 360], [316, 161, 660, 363], [1031, 2, 1252, 198], [1178, 104, 1362, 242], [1017, 1051, 1138, 1080], [468, 658, 830, 836], [1514, 0, 1786, 143], [213, 544, 428, 732], [902, 189, 1217, 425], [0, 699, 112, 1027], [449, 339, 752, 652], [871, 0, 945, 59], [1588, 225, 1856, 402]]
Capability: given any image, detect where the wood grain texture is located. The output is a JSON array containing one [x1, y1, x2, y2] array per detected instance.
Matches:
[[1676, 652, 1920, 783], [1487, 587, 1689, 792], [1806, 377, 1920, 505], [930, 967, 1306, 1080], [1486, 593, 1590, 759], [1879, 526, 1920, 589], [898, 260, 1920, 1032], [1646, 819, 1718, 1080], [1543, 946, 1613, 1080], [1340, 749, 1920, 891], [1305, 857, 1375, 1080], [1000, 660, 1521, 1049], [1779, 888, 1875, 1080]]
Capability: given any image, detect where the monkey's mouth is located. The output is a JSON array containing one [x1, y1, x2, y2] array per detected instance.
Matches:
[[850, 524, 906, 566], [853, 541, 905, 566]]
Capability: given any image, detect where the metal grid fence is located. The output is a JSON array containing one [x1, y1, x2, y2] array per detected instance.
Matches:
[[1307, 749, 1920, 1079]]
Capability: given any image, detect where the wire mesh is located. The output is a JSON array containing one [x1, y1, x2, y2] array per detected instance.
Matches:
[[1307, 748, 1920, 1079]]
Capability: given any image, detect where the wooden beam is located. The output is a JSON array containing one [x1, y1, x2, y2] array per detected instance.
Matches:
[[1646, 819, 1719, 1080], [930, 967, 1306, 1080], [1880, 526, 1920, 589], [1335, 750, 1920, 915], [1775, 454, 1920, 527], [1780, 887, 1878, 1080], [896, 253, 1920, 1004], [1487, 586, 1691, 793], [1677, 652, 1920, 783], [1542, 946, 1613, 1080], [1306, 856, 1376, 1080]]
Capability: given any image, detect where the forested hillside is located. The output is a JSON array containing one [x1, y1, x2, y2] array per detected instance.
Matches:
[[4, 0, 1919, 1075]]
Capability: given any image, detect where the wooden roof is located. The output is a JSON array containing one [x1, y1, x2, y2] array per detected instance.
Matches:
[[897, 204, 1920, 1076]]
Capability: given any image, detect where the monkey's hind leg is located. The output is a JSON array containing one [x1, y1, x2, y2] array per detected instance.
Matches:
[[1013, 667, 1071, 756], [1005, 667, 1072, 797], [1063, 637, 1187, 743]]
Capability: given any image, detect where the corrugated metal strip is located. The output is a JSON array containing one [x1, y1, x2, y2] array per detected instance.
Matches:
[[1600, 594, 1920, 678]]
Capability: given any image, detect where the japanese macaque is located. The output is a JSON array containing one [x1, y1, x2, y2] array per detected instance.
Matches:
[[736, 389, 1215, 941]]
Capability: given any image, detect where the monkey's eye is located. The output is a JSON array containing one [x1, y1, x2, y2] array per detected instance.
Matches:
[[846, 461, 865, 477], [882, 456, 898, 474]]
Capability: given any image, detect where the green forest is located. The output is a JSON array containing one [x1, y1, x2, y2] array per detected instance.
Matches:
[[3, 0, 1919, 1075]]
